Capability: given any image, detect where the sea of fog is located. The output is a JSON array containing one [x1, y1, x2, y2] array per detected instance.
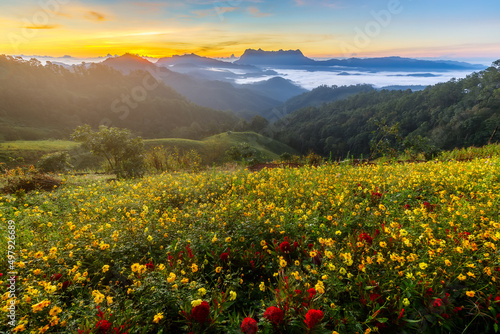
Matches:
[[234, 69, 478, 90], [17, 55, 481, 90]]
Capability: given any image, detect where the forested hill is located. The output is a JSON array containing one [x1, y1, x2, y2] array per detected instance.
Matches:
[[266, 84, 375, 121], [271, 61, 500, 158], [0, 55, 239, 141]]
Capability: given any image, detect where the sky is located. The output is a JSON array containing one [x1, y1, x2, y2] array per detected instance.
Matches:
[[1, 0, 499, 63]]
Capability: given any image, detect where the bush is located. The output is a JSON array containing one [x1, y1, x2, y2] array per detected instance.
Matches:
[[71, 125, 145, 178], [37, 151, 73, 173], [1, 166, 62, 194]]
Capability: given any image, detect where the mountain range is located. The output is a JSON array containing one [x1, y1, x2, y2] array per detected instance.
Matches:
[[97, 50, 485, 120], [235, 49, 485, 71]]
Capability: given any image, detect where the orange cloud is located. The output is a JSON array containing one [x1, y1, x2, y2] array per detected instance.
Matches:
[[23, 24, 61, 29], [85, 11, 107, 22], [247, 7, 271, 17]]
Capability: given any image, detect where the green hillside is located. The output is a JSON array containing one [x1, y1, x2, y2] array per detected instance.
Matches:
[[0, 132, 297, 168], [147, 131, 298, 164], [0, 55, 238, 141], [272, 61, 500, 158]]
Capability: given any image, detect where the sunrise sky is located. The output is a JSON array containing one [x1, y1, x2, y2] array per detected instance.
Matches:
[[1, 0, 499, 62]]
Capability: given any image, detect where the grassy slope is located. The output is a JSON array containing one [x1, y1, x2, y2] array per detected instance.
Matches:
[[0, 132, 297, 167]]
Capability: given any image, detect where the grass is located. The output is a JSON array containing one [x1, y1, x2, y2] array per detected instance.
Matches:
[[0, 132, 298, 169]]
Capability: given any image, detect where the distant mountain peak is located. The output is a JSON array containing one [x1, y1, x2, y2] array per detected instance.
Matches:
[[235, 48, 314, 66]]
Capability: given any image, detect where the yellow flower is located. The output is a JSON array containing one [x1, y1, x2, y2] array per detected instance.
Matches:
[[310, 251, 317, 258], [167, 272, 176, 283], [259, 282, 266, 291], [191, 299, 203, 307], [158, 264, 165, 271], [335, 230, 342, 235], [403, 298, 410, 306], [49, 306, 62, 316], [280, 258, 287, 268], [419, 263, 428, 270], [38, 324, 50, 333], [198, 287, 207, 296], [229, 291, 237, 301], [212, 235, 217, 243], [33, 269, 42, 275], [225, 237, 232, 243], [315, 280, 325, 294], [295, 260, 300, 266], [379, 241, 387, 248], [191, 263, 199, 273], [32, 300, 51, 313], [107, 296, 113, 305], [466, 291, 475, 297], [12, 324, 26, 332], [102, 265, 110, 273], [92, 290, 105, 304], [339, 267, 347, 275], [181, 277, 189, 284], [444, 260, 452, 267], [216, 266, 222, 273], [153, 312, 164, 323], [131, 263, 141, 273], [260, 240, 266, 246], [18, 261, 25, 268], [458, 274, 467, 281]]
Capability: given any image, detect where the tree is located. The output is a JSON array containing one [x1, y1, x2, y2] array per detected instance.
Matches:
[[71, 125, 145, 178]]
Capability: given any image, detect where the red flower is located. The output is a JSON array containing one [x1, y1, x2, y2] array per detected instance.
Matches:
[[304, 309, 323, 329], [397, 308, 404, 319], [295, 289, 302, 295], [308, 288, 317, 300], [220, 252, 229, 262], [369, 293, 381, 304], [50, 273, 62, 281], [62, 280, 72, 290], [241, 317, 258, 334], [358, 232, 373, 245], [191, 301, 210, 324], [279, 241, 291, 253], [145, 261, 154, 271], [96, 319, 112, 333], [263, 306, 284, 326], [433, 298, 443, 307]]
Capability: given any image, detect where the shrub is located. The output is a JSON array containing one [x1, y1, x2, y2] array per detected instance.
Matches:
[[37, 151, 73, 173]]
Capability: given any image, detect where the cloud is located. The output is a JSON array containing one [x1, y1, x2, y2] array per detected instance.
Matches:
[[247, 6, 271, 17], [294, 0, 306, 5], [192, 7, 238, 17], [85, 11, 107, 22], [23, 24, 61, 29]]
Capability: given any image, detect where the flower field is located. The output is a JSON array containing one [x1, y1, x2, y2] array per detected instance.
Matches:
[[1, 157, 500, 333]]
